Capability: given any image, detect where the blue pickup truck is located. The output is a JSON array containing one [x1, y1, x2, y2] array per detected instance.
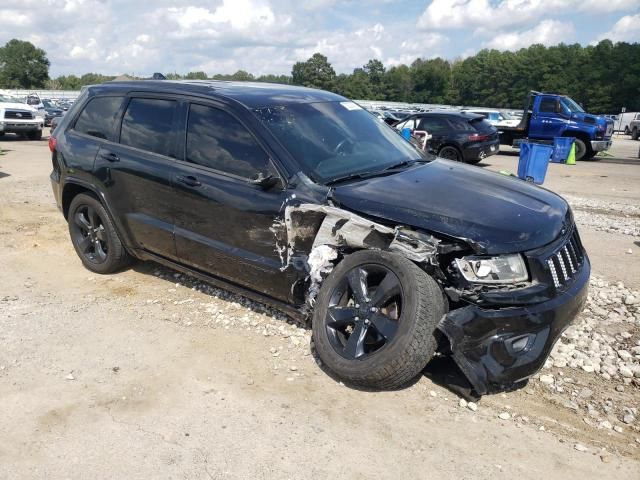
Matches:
[[499, 91, 614, 160]]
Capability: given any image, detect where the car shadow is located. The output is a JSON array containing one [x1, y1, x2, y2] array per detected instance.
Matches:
[[0, 172, 10, 180], [130, 260, 526, 401]]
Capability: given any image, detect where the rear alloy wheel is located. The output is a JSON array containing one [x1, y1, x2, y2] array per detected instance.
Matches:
[[438, 145, 461, 162], [68, 193, 132, 274], [312, 250, 445, 389]]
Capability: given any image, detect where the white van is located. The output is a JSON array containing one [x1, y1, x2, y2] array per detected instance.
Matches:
[[615, 112, 640, 134]]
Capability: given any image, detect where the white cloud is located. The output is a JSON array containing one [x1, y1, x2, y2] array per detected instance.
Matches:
[[595, 13, 640, 43], [483, 19, 575, 50], [418, 0, 637, 30]]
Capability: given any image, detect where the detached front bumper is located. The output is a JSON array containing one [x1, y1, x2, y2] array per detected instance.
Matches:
[[438, 255, 590, 396], [591, 140, 612, 152]]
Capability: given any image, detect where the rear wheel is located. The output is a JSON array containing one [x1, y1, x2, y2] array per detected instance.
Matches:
[[632, 127, 639, 140], [438, 145, 462, 162], [68, 193, 132, 274], [312, 250, 445, 389]]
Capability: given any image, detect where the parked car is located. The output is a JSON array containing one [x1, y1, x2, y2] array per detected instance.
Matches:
[[49, 81, 589, 396], [463, 109, 520, 128], [499, 91, 614, 160], [394, 111, 500, 164], [0, 94, 44, 140], [42, 99, 64, 127]]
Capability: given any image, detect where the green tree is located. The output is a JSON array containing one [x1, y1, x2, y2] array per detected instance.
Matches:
[[0, 39, 50, 88], [291, 53, 336, 90], [410, 57, 451, 104], [185, 71, 208, 80], [363, 59, 386, 99]]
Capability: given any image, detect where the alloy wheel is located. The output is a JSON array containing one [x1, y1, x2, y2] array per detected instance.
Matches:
[[325, 264, 403, 360], [71, 205, 109, 264]]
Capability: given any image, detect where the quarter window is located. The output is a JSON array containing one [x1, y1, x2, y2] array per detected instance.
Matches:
[[74, 96, 124, 141], [120, 98, 178, 157], [418, 117, 448, 134], [186, 104, 271, 179]]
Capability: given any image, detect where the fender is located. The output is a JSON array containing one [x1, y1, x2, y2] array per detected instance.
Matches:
[[60, 175, 138, 254]]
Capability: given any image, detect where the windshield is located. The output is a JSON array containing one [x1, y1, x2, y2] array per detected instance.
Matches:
[[561, 97, 584, 113], [0, 94, 17, 103], [254, 101, 430, 184]]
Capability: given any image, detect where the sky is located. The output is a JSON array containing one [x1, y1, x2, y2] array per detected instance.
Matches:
[[1, 0, 639, 77]]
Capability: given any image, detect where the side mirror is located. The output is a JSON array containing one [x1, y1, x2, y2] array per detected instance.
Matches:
[[251, 172, 282, 190]]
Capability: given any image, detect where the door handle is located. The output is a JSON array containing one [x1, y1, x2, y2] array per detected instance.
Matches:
[[176, 174, 201, 187], [99, 151, 120, 162]]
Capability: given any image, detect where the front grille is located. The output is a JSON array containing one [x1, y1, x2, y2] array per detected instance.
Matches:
[[4, 110, 35, 120], [606, 124, 613, 136], [546, 229, 585, 288]]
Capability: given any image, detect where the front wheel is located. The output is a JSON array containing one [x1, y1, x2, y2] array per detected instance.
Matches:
[[571, 137, 593, 161], [68, 193, 132, 274], [27, 130, 43, 140], [312, 250, 446, 389], [632, 127, 639, 140]]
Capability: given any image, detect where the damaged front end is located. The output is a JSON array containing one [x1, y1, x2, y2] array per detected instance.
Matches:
[[276, 194, 589, 397]]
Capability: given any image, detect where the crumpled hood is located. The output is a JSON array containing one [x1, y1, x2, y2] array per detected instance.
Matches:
[[331, 159, 569, 255]]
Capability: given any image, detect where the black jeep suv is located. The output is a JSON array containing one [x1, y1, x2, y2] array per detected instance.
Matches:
[[50, 81, 589, 396]]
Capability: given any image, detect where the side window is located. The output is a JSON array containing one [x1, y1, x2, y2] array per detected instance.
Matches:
[[74, 96, 124, 141], [120, 98, 178, 157], [539, 97, 557, 113], [419, 117, 448, 134], [186, 104, 271, 179], [446, 117, 473, 131]]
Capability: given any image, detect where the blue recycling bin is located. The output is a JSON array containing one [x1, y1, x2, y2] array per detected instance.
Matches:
[[401, 127, 412, 141], [517, 143, 553, 184], [551, 137, 574, 163]]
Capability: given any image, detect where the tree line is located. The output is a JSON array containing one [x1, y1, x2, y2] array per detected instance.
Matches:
[[1, 38, 639, 112]]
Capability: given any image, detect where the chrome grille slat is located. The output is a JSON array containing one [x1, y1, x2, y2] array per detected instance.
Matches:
[[546, 229, 584, 289]]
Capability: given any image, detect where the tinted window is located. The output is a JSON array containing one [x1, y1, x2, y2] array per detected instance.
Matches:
[[418, 117, 449, 134], [186, 104, 271, 179], [74, 96, 124, 141], [446, 116, 475, 132], [468, 117, 496, 133], [120, 98, 177, 156], [539, 97, 557, 113]]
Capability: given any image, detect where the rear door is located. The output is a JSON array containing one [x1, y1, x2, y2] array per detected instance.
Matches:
[[172, 101, 293, 301], [93, 95, 182, 259], [417, 116, 450, 153]]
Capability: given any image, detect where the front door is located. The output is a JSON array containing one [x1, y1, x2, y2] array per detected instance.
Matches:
[[172, 102, 293, 301]]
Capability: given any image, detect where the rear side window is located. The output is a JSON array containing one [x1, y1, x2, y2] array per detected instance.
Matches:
[[74, 96, 124, 141], [418, 117, 449, 134], [120, 98, 178, 157], [186, 104, 271, 179]]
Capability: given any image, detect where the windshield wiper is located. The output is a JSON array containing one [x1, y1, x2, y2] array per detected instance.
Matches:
[[384, 158, 429, 171]]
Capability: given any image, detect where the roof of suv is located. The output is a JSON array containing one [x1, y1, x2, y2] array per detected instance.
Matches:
[[90, 80, 347, 109]]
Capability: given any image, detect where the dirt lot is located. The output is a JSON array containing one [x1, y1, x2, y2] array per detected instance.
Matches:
[[1, 132, 639, 479]]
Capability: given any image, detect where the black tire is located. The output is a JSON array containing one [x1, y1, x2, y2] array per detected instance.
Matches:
[[68, 193, 132, 274], [312, 250, 446, 389], [571, 137, 591, 161], [438, 145, 462, 162], [632, 127, 639, 140], [27, 130, 42, 140]]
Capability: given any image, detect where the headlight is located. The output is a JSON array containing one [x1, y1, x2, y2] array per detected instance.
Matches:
[[455, 254, 528, 284]]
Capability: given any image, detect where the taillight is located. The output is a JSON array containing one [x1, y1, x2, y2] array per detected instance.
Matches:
[[48, 136, 57, 153], [468, 133, 490, 141]]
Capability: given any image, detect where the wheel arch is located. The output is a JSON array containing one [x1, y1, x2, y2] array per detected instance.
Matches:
[[61, 179, 136, 254]]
